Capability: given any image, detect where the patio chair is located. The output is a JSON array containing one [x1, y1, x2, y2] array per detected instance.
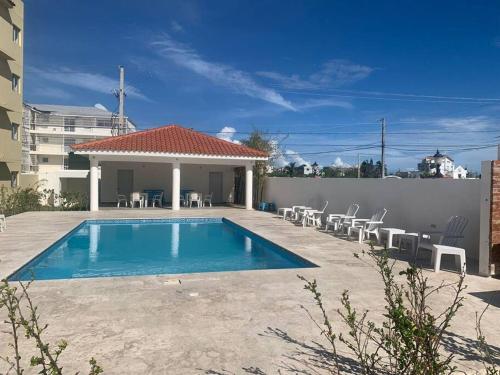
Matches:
[[347, 208, 387, 244], [203, 193, 213, 207], [188, 192, 202, 208], [180, 194, 186, 207], [130, 192, 144, 208], [116, 194, 128, 208], [303, 201, 329, 227], [416, 216, 468, 273], [152, 192, 164, 208], [278, 205, 305, 220], [292, 205, 313, 223], [0, 214, 6, 232], [325, 203, 359, 232]]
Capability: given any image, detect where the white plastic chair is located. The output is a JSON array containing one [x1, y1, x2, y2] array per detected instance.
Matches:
[[116, 194, 128, 208], [189, 192, 202, 208], [348, 208, 387, 243], [152, 192, 163, 208], [325, 203, 359, 232], [203, 193, 213, 207], [417, 216, 468, 273], [0, 214, 6, 232], [130, 192, 143, 208], [303, 201, 329, 227]]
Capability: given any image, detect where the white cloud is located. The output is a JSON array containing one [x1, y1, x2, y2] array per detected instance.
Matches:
[[171, 20, 184, 33], [151, 34, 296, 111], [30, 87, 73, 100], [298, 98, 353, 110], [27, 66, 149, 101], [434, 116, 492, 131], [285, 149, 310, 167], [332, 157, 351, 168], [216, 126, 241, 144], [257, 59, 374, 90]]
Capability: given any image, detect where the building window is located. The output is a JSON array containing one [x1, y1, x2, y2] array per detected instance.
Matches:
[[12, 25, 21, 45], [63, 157, 69, 170], [11, 172, 18, 188], [12, 74, 20, 93], [11, 123, 19, 141], [64, 117, 76, 132], [97, 118, 112, 127], [42, 137, 49, 143], [42, 157, 49, 163]]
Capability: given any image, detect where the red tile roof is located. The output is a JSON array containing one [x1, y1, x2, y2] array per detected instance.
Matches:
[[71, 125, 268, 158]]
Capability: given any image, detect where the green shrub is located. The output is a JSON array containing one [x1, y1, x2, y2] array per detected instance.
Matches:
[[299, 248, 498, 374], [0, 185, 44, 217], [0, 185, 88, 216], [0, 279, 103, 374]]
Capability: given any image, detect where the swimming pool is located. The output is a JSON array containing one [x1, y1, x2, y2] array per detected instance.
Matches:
[[9, 218, 316, 281]]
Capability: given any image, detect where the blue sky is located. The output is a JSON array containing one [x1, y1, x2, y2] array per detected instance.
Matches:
[[24, 0, 500, 172]]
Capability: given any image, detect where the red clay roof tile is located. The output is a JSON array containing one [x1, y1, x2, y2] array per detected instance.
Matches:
[[71, 125, 268, 158]]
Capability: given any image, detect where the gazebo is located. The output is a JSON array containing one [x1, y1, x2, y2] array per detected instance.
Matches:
[[71, 125, 268, 211]]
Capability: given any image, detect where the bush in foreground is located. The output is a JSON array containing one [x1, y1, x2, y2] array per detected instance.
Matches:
[[299, 248, 498, 374], [0, 279, 102, 375]]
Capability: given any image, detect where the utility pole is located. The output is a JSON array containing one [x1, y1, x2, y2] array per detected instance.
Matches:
[[357, 153, 361, 178], [118, 65, 125, 135], [380, 117, 386, 178]]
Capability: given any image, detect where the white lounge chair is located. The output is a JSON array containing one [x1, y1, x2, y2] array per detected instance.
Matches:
[[203, 193, 213, 207], [0, 214, 6, 232], [416, 216, 468, 273], [116, 194, 128, 208], [278, 205, 307, 221], [189, 192, 202, 208], [303, 201, 329, 227], [152, 192, 163, 208], [325, 203, 359, 232], [130, 192, 144, 208], [347, 208, 387, 243]]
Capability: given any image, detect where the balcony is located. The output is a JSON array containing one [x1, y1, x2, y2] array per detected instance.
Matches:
[[0, 18, 22, 62], [0, 76, 21, 112], [0, 0, 15, 8]]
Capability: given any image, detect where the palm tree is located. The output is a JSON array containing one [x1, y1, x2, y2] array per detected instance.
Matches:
[[285, 162, 297, 177]]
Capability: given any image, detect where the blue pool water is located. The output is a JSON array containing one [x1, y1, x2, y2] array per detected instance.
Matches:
[[9, 218, 316, 281]]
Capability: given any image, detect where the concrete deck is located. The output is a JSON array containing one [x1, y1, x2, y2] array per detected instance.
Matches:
[[0, 208, 499, 374]]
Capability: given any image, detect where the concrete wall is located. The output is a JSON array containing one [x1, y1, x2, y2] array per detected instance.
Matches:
[[100, 162, 235, 204], [264, 177, 481, 260]]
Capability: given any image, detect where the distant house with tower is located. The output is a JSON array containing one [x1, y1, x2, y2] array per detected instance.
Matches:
[[417, 149, 468, 179]]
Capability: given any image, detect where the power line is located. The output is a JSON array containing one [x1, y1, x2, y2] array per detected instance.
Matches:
[[202, 129, 500, 135], [265, 84, 500, 102], [273, 89, 500, 104]]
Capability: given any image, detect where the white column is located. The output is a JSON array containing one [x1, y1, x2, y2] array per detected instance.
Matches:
[[90, 157, 99, 212], [245, 163, 253, 210], [172, 161, 181, 211]]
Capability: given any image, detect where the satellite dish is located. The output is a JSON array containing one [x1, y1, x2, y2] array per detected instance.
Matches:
[[94, 103, 108, 111]]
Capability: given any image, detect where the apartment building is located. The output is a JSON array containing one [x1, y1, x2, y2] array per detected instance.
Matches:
[[0, 0, 24, 188], [23, 103, 136, 195]]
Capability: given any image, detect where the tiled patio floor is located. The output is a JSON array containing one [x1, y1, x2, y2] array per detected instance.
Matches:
[[0, 208, 499, 374]]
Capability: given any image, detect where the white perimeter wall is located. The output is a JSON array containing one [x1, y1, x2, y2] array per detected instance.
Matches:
[[264, 177, 481, 260], [100, 161, 235, 204]]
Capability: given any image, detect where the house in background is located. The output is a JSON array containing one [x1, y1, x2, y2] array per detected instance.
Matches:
[[417, 149, 468, 179], [0, 0, 24, 188], [22, 103, 136, 196], [453, 165, 468, 179]]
